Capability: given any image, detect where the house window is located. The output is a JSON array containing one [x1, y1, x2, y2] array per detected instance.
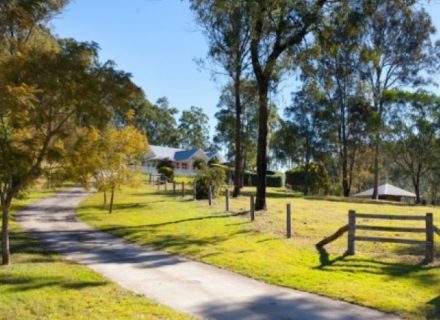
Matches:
[[176, 162, 180, 169], [182, 163, 188, 170]]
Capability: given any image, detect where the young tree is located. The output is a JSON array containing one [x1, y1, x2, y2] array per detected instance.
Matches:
[[96, 126, 148, 213], [191, 0, 251, 197], [359, 1, 440, 199], [247, 0, 328, 210], [178, 106, 210, 149]]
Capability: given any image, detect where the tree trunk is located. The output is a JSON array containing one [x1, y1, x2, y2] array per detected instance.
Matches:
[[372, 139, 380, 199], [103, 190, 107, 206], [109, 187, 114, 214], [255, 84, 269, 211], [2, 204, 10, 265], [233, 79, 242, 198]]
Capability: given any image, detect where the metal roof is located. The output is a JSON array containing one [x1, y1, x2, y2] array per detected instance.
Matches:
[[174, 149, 201, 161], [145, 145, 223, 162], [353, 183, 416, 198]]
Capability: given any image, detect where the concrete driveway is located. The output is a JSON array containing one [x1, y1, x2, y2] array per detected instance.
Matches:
[[17, 188, 400, 320]]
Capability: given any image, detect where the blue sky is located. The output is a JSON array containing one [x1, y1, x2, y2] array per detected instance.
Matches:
[[52, 0, 440, 134]]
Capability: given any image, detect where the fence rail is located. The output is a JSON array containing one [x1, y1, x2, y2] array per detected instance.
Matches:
[[316, 210, 438, 264]]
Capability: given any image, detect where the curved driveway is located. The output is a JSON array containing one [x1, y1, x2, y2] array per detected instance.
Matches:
[[17, 188, 400, 320]]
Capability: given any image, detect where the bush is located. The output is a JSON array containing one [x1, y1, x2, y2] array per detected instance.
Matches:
[[193, 158, 207, 170], [158, 166, 174, 180], [243, 171, 283, 188], [285, 162, 330, 195], [156, 160, 175, 169], [194, 166, 226, 199]]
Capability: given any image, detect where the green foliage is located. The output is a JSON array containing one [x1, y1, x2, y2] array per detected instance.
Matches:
[[178, 106, 210, 149], [158, 166, 174, 180], [194, 167, 225, 199], [285, 163, 330, 195], [193, 158, 207, 170], [156, 159, 175, 170], [243, 172, 283, 188]]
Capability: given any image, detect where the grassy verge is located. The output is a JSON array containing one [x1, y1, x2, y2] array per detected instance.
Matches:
[[78, 183, 440, 319], [0, 189, 191, 320]]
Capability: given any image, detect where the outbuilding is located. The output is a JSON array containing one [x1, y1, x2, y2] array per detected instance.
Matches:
[[353, 183, 416, 202]]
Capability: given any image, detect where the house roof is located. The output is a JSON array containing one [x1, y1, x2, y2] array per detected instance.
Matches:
[[145, 145, 224, 162], [353, 183, 416, 198], [145, 145, 183, 161], [206, 151, 226, 164], [174, 149, 201, 161]]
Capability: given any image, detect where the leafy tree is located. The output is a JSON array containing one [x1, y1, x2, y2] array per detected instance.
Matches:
[[99, 126, 147, 213], [142, 97, 180, 147], [384, 90, 440, 203], [191, 0, 251, 197], [178, 106, 210, 149], [247, 0, 328, 210], [358, 1, 440, 199], [0, 38, 122, 265], [275, 82, 335, 195]]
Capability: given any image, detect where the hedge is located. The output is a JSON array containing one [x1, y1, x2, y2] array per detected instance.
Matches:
[[243, 172, 283, 188]]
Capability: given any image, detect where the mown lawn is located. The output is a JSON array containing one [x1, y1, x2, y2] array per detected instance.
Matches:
[[78, 183, 440, 319], [0, 190, 191, 320]]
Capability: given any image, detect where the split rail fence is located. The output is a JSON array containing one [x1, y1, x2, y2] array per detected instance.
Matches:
[[317, 210, 439, 263]]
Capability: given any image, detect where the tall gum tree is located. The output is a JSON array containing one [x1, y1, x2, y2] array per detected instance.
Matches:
[[358, 0, 440, 199], [247, 0, 328, 210], [191, 0, 251, 197]]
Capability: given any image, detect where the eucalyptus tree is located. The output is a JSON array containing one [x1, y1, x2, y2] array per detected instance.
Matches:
[[246, 0, 328, 210], [384, 90, 440, 203], [191, 0, 251, 197], [359, 1, 440, 199], [178, 106, 210, 150]]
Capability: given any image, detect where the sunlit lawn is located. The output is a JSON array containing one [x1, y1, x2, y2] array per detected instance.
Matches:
[[78, 183, 440, 319], [0, 190, 191, 320]]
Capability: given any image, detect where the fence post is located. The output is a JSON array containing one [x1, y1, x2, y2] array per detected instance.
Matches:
[[286, 203, 292, 238], [164, 179, 167, 191], [250, 195, 255, 221], [182, 182, 185, 197], [425, 212, 434, 264], [347, 210, 356, 255], [192, 182, 196, 200], [225, 189, 230, 212], [208, 186, 212, 206], [173, 181, 176, 195]]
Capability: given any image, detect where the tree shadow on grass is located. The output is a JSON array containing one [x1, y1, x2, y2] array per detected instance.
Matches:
[[0, 274, 108, 293]]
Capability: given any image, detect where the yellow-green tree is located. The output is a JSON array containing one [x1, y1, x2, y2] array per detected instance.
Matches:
[[64, 125, 148, 213], [99, 126, 148, 213]]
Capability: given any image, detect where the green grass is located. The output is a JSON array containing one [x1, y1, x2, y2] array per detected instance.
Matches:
[[0, 189, 191, 320], [78, 183, 440, 319]]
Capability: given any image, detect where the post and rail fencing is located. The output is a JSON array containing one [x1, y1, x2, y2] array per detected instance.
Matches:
[[317, 210, 438, 264]]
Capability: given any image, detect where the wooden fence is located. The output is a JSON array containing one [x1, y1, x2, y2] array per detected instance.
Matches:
[[317, 210, 438, 264]]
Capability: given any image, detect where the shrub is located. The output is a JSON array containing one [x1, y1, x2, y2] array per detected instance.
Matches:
[[243, 172, 283, 188], [194, 166, 226, 199], [285, 162, 330, 195], [158, 166, 174, 180], [156, 160, 175, 169], [193, 158, 207, 170], [208, 157, 219, 167]]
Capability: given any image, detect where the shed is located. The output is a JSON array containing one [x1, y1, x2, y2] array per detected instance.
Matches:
[[353, 183, 416, 202]]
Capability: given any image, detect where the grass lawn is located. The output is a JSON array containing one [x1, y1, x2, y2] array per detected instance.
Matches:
[[0, 190, 191, 320], [78, 183, 440, 319]]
